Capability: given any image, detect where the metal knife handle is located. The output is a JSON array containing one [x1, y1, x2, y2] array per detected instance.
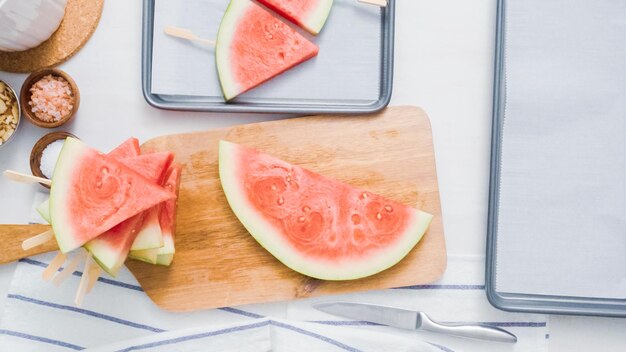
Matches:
[[418, 313, 517, 343]]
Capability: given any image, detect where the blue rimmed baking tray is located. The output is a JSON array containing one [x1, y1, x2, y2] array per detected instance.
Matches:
[[141, 0, 395, 114]]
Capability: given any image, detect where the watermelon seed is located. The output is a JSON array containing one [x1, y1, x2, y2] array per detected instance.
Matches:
[[376, 213, 382, 220], [286, 175, 291, 182], [302, 206, 310, 212], [298, 216, 305, 223], [101, 167, 109, 175], [384, 205, 393, 212], [277, 197, 284, 205], [271, 183, 277, 191], [360, 192, 369, 200]]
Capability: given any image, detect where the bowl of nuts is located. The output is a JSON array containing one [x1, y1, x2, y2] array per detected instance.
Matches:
[[0, 80, 20, 149], [20, 68, 80, 128]]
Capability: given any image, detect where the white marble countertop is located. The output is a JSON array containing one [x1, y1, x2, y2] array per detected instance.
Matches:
[[0, 0, 624, 350]]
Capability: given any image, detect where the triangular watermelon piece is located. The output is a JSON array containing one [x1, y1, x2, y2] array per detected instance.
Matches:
[[50, 138, 175, 254], [257, 0, 333, 35], [36, 138, 143, 224], [84, 152, 173, 275], [108, 137, 141, 159], [216, 0, 319, 101]]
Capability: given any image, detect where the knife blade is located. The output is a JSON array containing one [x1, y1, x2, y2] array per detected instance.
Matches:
[[314, 302, 517, 343]]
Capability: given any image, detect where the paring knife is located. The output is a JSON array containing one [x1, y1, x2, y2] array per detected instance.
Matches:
[[314, 302, 517, 343]]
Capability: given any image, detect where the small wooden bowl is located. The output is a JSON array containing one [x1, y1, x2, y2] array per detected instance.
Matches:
[[20, 68, 80, 128], [30, 131, 77, 188]]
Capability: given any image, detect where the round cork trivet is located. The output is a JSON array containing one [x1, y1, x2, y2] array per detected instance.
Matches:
[[0, 0, 104, 73]]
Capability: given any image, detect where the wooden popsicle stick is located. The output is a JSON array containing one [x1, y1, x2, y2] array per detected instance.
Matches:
[[75, 254, 93, 307], [53, 251, 85, 286], [86, 265, 101, 294], [164, 26, 216, 46], [3, 170, 52, 186], [22, 229, 54, 250], [358, 0, 388, 7], [42, 252, 67, 281]]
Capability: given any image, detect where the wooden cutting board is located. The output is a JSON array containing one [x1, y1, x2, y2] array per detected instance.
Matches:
[[0, 106, 446, 312]]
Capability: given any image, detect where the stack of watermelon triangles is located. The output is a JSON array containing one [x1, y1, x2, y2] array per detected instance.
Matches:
[[38, 137, 182, 276]]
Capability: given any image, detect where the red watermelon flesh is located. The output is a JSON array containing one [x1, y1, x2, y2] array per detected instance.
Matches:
[[108, 137, 141, 159], [216, 0, 319, 101], [50, 138, 175, 254], [257, 0, 333, 35], [219, 141, 433, 281], [84, 152, 173, 275]]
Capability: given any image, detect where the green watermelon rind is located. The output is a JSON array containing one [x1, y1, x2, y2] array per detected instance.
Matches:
[[37, 199, 51, 223], [85, 241, 122, 276], [218, 140, 434, 281], [155, 230, 175, 266], [50, 138, 90, 253], [129, 247, 160, 264], [130, 211, 164, 251], [301, 0, 333, 35], [215, 0, 250, 101]]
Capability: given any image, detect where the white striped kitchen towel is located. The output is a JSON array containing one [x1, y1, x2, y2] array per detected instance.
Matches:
[[0, 253, 548, 351]]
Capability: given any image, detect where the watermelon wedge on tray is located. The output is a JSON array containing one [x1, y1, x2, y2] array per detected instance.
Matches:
[[257, 0, 333, 35], [216, 0, 319, 101], [219, 141, 433, 281], [50, 138, 175, 254]]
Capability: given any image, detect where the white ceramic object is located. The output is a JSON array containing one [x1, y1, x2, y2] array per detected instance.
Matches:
[[0, 0, 68, 52]]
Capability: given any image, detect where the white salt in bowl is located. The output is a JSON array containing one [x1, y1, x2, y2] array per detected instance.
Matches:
[[30, 131, 76, 188]]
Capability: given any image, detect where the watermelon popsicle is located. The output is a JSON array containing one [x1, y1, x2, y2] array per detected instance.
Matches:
[[49, 138, 175, 253], [215, 0, 319, 101]]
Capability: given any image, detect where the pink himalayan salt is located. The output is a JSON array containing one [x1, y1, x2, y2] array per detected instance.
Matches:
[[28, 74, 74, 123]]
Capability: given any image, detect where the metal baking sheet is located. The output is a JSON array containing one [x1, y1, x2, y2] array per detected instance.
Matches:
[[141, 0, 394, 114], [486, 0, 626, 317]]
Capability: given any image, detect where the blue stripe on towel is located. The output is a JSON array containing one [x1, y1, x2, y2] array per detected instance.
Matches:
[[0, 329, 84, 350], [270, 320, 362, 352], [474, 322, 547, 328], [19, 258, 144, 292], [396, 284, 485, 290], [309, 320, 383, 327], [428, 342, 456, 352], [113, 320, 362, 352], [218, 307, 264, 319], [114, 320, 271, 351], [7, 294, 165, 333]]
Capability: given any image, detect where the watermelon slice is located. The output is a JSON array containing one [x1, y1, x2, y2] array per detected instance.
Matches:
[[216, 0, 319, 101], [108, 137, 141, 159], [35, 138, 142, 224], [257, 0, 333, 35], [129, 164, 182, 265], [50, 138, 175, 254], [219, 141, 433, 281], [84, 152, 173, 275], [155, 164, 182, 266]]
